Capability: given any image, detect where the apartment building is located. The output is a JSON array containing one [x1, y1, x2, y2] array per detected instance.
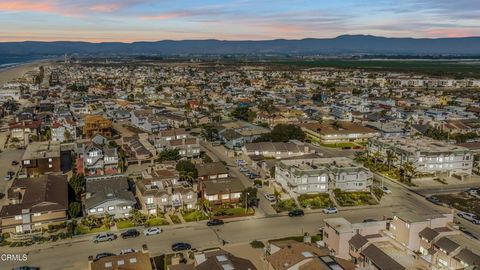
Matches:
[[368, 137, 473, 177], [150, 128, 200, 159], [170, 248, 257, 270], [275, 156, 373, 196], [21, 141, 61, 177], [242, 140, 314, 159], [200, 178, 244, 205], [0, 175, 68, 234], [77, 142, 119, 176]]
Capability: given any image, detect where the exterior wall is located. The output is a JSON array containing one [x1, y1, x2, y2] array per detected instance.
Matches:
[[332, 171, 373, 191], [275, 166, 329, 195], [86, 200, 133, 218], [1, 210, 67, 233], [323, 226, 354, 260], [203, 192, 241, 205]]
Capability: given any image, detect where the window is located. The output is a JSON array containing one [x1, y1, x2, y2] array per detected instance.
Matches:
[[117, 260, 124, 266], [48, 158, 52, 162], [232, 193, 241, 198], [108, 206, 115, 211], [15, 215, 22, 220], [187, 204, 193, 209], [127, 206, 131, 209], [48, 164, 53, 168], [89, 209, 97, 213], [97, 207, 104, 212], [187, 195, 192, 199], [129, 258, 137, 263], [24, 160, 30, 165], [33, 213, 41, 217], [104, 262, 112, 268], [147, 197, 154, 204], [222, 194, 230, 200], [438, 258, 448, 267], [161, 198, 167, 202]]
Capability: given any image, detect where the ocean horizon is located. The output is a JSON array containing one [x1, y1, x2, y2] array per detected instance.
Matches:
[[0, 55, 51, 71]]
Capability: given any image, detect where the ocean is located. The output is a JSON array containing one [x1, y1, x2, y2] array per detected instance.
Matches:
[[0, 55, 50, 71]]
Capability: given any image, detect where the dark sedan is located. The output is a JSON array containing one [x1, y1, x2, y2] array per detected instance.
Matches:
[[207, 219, 224, 226], [121, 229, 140, 239], [171, 242, 192, 252], [288, 209, 304, 217]]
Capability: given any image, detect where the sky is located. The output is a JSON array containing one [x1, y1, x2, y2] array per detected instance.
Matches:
[[0, 0, 479, 42]]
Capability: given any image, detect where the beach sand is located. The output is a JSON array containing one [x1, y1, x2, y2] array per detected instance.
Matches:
[[0, 61, 48, 85]]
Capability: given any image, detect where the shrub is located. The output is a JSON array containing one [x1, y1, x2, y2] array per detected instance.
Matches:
[[250, 240, 265, 248]]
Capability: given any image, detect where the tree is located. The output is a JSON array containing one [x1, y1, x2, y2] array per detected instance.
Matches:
[[256, 124, 305, 142], [69, 173, 86, 199], [331, 121, 340, 130], [230, 106, 256, 122], [176, 160, 198, 182], [157, 148, 181, 162], [385, 150, 397, 172], [401, 161, 417, 184], [68, 202, 81, 218], [241, 187, 258, 207], [129, 209, 147, 225], [201, 124, 218, 142]]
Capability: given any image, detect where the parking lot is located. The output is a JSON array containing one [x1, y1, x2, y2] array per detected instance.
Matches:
[[0, 147, 25, 202]]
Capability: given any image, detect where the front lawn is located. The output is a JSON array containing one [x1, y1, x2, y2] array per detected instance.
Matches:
[[170, 214, 182, 224], [76, 224, 110, 235], [182, 210, 208, 222], [274, 199, 297, 212], [212, 207, 254, 217], [320, 142, 357, 148], [145, 217, 169, 227], [299, 193, 332, 209], [333, 190, 378, 207], [116, 220, 135, 229]]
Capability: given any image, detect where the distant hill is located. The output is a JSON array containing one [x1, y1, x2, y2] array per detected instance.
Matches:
[[1, 35, 480, 56]]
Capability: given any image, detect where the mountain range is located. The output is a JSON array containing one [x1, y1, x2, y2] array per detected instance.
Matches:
[[1, 35, 480, 56]]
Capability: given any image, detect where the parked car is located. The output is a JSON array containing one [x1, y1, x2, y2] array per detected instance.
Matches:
[[207, 219, 224, 226], [264, 193, 276, 203], [0, 192, 5, 199], [12, 267, 40, 270], [323, 207, 338, 214], [426, 195, 441, 205], [120, 248, 137, 255], [92, 233, 117, 243], [144, 227, 162, 236], [458, 212, 480, 224], [95, 252, 116, 260], [460, 229, 479, 240], [4, 174, 12, 181], [121, 229, 140, 239], [11, 160, 19, 166], [171, 242, 192, 252], [363, 219, 378, 223], [288, 209, 304, 217], [239, 167, 249, 172], [236, 159, 247, 165], [381, 186, 392, 194]]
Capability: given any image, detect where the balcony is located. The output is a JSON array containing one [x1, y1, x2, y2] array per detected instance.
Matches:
[[172, 199, 182, 207], [145, 203, 156, 210]]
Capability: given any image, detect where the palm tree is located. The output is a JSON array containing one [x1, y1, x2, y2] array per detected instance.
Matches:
[[372, 151, 381, 168], [401, 161, 417, 184], [385, 150, 397, 172], [273, 189, 281, 206]]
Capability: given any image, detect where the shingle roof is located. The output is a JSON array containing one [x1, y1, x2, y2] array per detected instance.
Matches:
[[85, 176, 136, 209], [454, 248, 480, 266], [419, 227, 439, 242], [349, 234, 368, 250], [360, 244, 405, 270]]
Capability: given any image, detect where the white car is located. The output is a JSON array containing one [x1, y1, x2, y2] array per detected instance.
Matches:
[[120, 248, 136, 255], [381, 186, 392, 194], [264, 193, 276, 203], [458, 212, 480, 224], [323, 207, 338, 214], [236, 159, 247, 165], [144, 227, 162, 236]]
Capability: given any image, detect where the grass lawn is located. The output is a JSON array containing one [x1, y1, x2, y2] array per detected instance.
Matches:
[[182, 210, 209, 222], [145, 217, 169, 227], [116, 220, 135, 229], [437, 193, 480, 217], [270, 234, 323, 243], [273, 199, 297, 212], [299, 194, 332, 209], [76, 224, 110, 235], [320, 142, 356, 148], [334, 190, 378, 207], [212, 207, 254, 217]]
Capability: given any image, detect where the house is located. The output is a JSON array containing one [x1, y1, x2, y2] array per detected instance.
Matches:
[[0, 175, 68, 234], [122, 135, 156, 165], [368, 137, 473, 177], [150, 129, 201, 159], [51, 118, 77, 142], [425, 234, 480, 269], [84, 175, 136, 218], [358, 244, 405, 270], [88, 247, 153, 270], [275, 156, 373, 197], [21, 141, 61, 177], [301, 121, 379, 144], [131, 109, 169, 133], [196, 162, 229, 181], [77, 142, 120, 176], [170, 248, 257, 270], [242, 140, 314, 159], [136, 164, 197, 214], [365, 121, 410, 138], [263, 240, 354, 270], [217, 120, 270, 149], [83, 115, 113, 139], [9, 119, 42, 145], [323, 217, 387, 260], [200, 178, 244, 205]]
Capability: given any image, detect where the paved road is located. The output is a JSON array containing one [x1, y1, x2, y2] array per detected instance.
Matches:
[[0, 148, 24, 203]]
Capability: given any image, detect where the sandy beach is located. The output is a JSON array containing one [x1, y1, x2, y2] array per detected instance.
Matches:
[[0, 61, 49, 85]]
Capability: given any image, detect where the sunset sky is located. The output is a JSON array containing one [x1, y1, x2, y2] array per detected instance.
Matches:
[[1, 0, 479, 42]]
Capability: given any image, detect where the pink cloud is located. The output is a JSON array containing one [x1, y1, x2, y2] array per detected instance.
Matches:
[[426, 28, 473, 38], [89, 3, 121, 13], [0, 0, 55, 13]]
